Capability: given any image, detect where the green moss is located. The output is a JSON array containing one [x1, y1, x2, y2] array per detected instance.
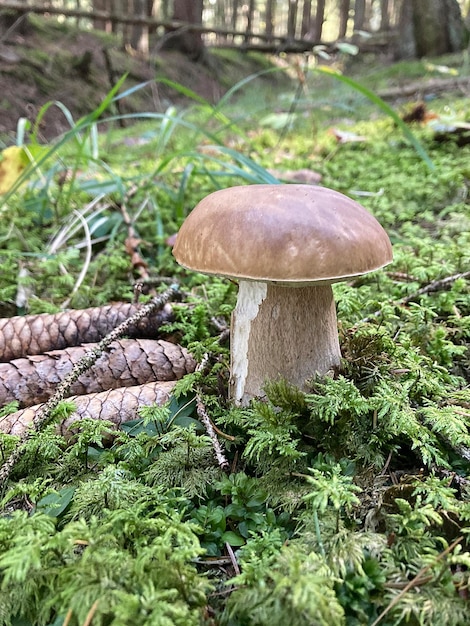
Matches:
[[2, 46, 470, 625]]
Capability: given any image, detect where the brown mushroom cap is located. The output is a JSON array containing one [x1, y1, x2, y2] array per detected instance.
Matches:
[[173, 184, 393, 284]]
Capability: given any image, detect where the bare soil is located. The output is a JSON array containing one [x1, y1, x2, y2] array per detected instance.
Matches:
[[0, 15, 286, 142]]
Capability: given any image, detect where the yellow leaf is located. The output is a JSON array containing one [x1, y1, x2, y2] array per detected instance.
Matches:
[[0, 146, 29, 194]]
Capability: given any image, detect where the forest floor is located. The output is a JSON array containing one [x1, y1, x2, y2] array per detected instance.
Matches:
[[0, 14, 293, 142], [3, 14, 470, 145], [2, 14, 470, 626]]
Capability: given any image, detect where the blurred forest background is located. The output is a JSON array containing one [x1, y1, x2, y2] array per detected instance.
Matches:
[[1, 0, 470, 61]]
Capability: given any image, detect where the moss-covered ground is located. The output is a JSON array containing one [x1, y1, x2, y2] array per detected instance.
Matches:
[[1, 20, 470, 625]]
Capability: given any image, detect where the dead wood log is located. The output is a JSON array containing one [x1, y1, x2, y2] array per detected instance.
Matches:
[[378, 76, 470, 101], [0, 339, 195, 408], [0, 381, 177, 437], [0, 302, 174, 362]]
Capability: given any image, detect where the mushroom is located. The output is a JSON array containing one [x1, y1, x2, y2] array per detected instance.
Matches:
[[173, 184, 392, 406]]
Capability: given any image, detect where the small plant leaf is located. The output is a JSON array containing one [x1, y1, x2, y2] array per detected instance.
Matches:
[[0, 146, 29, 194], [36, 487, 76, 518], [222, 530, 246, 546]]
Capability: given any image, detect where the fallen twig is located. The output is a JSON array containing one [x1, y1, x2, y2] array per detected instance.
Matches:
[[196, 395, 230, 471], [359, 270, 470, 324], [194, 344, 231, 469], [400, 271, 470, 304], [120, 195, 153, 284], [225, 541, 241, 576], [370, 536, 463, 626], [82, 600, 100, 626]]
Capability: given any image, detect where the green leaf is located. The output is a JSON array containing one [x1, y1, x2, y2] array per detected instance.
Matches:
[[335, 42, 359, 56], [245, 497, 267, 510], [78, 177, 125, 196], [36, 487, 76, 518], [173, 416, 205, 433], [225, 503, 247, 520], [167, 393, 200, 430], [222, 530, 246, 546], [120, 419, 161, 436]]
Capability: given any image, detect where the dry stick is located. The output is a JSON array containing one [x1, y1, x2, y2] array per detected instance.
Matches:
[[225, 541, 241, 576], [370, 536, 463, 626], [0, 284, 180, 489], [360, 270, 470, 324], [82, 600, 100, 626], [62, 609, 73, 626], [400, 270, 470, 303], [195, 352, 230, 470], [196, 395, 230, 471]]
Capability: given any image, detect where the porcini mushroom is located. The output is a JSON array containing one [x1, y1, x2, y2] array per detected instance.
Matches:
[[173, 184, 392, 406]]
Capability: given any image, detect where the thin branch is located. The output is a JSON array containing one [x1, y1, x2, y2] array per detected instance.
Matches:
[[225, 541, 241, 576], [211, 422, 236, 442], [360, 271, 470, 324], [0, 284, 180, 490], [121, 199, 152, 284], [82, 600, 100, 626], [196, 395, 229, 471], [400, 271, 470, 303], [370, 536, 463, 626], [62, 609, 73, 626]]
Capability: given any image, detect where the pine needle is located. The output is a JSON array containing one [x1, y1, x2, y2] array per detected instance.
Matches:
[[371, 536, 463, 626]]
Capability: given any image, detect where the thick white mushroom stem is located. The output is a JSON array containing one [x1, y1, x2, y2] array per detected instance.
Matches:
[[230, 281, 341, 406]]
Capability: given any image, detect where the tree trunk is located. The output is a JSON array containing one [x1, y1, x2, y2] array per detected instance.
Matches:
[[128, 0, 151, 54], [231, 0, 240, 31], [161, 0, 205, 60], [146, 0, 157, 35], [287, 0, 299, 39], [214, 0, 227, 43], [314, 0, 326, 41], [160, 0, 171, 20], [390, 0, 402, 26], [114, 0, 128, 34], [338, 0, 351, 38], [245, 0, 256, 44], [395, 0, 415, 57], [265, 0, 276, 41], [380, 0, 390, 30], [353, 0, 366, 33], [301, 0, 312, 37], [396, 0, 465, 59]]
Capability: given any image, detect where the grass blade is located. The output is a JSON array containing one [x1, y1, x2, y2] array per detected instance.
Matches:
[[315, 67, 435, 171]]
